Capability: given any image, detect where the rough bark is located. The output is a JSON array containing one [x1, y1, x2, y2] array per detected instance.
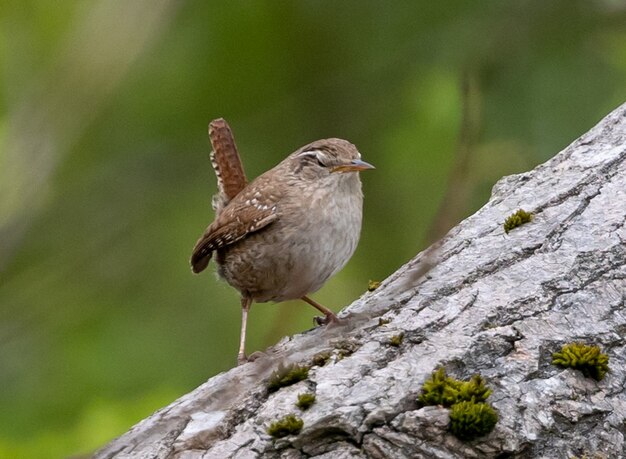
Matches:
[[96, 103, 626, 459]]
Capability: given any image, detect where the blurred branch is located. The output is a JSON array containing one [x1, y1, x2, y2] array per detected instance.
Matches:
[[425, 68, 482, 244], [0, 0, 178, 271]]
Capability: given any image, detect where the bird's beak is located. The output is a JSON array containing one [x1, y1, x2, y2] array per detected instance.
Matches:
[[331, 159, 376, 173]]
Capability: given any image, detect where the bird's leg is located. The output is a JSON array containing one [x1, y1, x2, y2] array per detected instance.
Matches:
[[237, 296, 252, 365], [301, 295, 339, 325]]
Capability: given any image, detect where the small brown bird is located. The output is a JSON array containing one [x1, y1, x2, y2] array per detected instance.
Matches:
[[191, 119, 374, 364]]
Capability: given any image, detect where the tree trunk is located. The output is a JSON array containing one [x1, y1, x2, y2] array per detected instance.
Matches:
[[96, 103, 626, 459]]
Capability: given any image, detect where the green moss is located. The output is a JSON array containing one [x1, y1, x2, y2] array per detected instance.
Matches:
[[570, 453, 608, 459], [458, 374, 492, 403], [419, 368, 460, 407], [333, 339, 358, 359], [419, 368, 492, 407], [420, 368, 497, 441], [449, 401, 498, 441], [368, 280, 381, 291], [312, 352, 331, 367], [389, 333, 404, 347], [378, 317, 391, 326], [267, 364, 309, 392], [295, 393, 316, 410], [552, 342, 609, 381], [503, 209, 533, 233], [267, 414, 303, 438]]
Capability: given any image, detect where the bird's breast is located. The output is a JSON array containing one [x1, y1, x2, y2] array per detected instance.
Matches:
[[217, 175, 364, 302]]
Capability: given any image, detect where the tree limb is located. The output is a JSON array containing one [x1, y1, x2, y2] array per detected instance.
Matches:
[[96, 102, 626, 459]]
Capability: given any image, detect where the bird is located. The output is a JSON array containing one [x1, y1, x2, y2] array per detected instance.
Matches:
[[191, 119, 374, 365]]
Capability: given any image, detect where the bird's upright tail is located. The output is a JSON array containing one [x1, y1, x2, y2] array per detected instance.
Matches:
[[208, 118, 248, 214]]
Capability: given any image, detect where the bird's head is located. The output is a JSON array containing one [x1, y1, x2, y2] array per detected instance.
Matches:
[[289, 138, 375, 181]]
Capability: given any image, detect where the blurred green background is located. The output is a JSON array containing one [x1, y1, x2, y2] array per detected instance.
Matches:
[[1, 1, 625, 457]]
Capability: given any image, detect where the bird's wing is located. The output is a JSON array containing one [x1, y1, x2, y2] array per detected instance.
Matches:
[[209, 118, 247, 212], [190, 188, 279, 274]]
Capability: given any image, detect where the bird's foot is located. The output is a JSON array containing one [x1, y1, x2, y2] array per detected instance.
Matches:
[[248, 351, 266, 362], [237, 351, 266, 365], [314, 312, 341, 326]]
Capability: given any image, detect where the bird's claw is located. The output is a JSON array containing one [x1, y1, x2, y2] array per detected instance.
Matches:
[[314, 313, 340, 326]]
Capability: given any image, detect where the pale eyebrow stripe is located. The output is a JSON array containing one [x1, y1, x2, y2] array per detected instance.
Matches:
[[296, 149, 323, 157]]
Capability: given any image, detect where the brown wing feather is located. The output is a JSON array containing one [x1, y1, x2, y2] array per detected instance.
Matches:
[[190, 196, 278, 274], [209, 119, 247, 210]]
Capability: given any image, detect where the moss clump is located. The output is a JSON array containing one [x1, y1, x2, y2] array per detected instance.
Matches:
[[420, 368, 497, 441], [267, 414, 303, 438], [460, 374, 492, 402], [570, 452, 608, 459], [503, 209, 533, 233], [295, 392, 316, 410], [378, 317, 391, 326], [267, 364, 309, 392], [368, 280, 381, 291], [389, 333, 404, 347], [333, 339, 359, 360], [449, 401, 498, 440], [552, 343, 609, 381], [312, 351, 331, 367], [419, 368, 491, 407]]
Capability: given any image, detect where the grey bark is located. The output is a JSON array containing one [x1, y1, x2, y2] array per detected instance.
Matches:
[[96, 103, 626, 459]]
